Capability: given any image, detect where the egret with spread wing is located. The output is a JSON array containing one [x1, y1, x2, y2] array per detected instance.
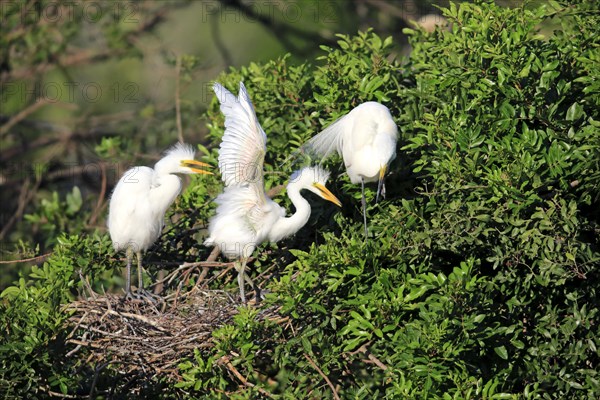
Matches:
[[108, 143, 211, 299], [303, 102, 398, 237], [204, 82, 342, 303]]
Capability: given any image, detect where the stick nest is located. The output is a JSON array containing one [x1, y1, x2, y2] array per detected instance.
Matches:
[[65, 287, 281, 389]]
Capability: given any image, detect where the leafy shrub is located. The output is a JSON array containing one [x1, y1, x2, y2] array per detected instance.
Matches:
[[0, 234, 114, 398], [198, 1, 599, 398]]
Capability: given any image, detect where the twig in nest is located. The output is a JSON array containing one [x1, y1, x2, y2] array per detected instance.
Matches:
[[197, 246, 223, 288], [78, 269, 97, 300], [66, 331, 88, 358], [100, 309, 169, 332]]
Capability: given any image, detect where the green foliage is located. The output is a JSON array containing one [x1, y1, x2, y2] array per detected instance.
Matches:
[[23, 187, 87, 248], [0, 233, 114, 399], [194, 1, 599, 398], [177, 349, 228, 393], [397, 3, 600, 395]]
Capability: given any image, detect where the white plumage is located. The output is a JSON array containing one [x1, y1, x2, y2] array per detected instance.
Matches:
[[205, 82, 341, 303], [108, 143, 211, 298], [213, 80, 266, 187], [304, 102, 398, 236]]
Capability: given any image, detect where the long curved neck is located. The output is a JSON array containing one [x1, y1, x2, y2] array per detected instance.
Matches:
[[149, 172, 182, 216], [269, 184, 311, 242]]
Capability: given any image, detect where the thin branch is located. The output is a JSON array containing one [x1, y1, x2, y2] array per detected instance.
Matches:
[[210, 12, 233, 66], [0, 177, 40, 241], [266, 184, 285, 198], [197, 246, 223, 288], [0, 252, 52, 265], [220, 355, 274, 398], [0, 98, 52, 137], [1, 161, 114, 190], [206, 246, 222, 263], [220, 0, 336, 55], [39, 385, 86, 399], [89, 361, 111, 400], [304, 353, 340, 400], [88, 161, 107, 226], [2, 49, 115, 83], [356, 344, 388, 371], [363, 0, 414, 25], [175, 55, 184, 144], [1, 6, 172, 83]]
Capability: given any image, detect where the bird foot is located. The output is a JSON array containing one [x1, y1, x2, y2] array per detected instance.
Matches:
[[243, 287, 267, 306], [238, 291, 264, 305], [254, 287, 269, 303]]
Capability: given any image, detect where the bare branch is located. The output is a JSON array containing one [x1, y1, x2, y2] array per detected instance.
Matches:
[[210, 12, 233, 66], [304, 353, 341, 400], [175, 55, 184, 144], [0, 98, 53, 137], [219, 0, 336, 55], [0, 252, 52, 265], [219, 354, 274, 398]]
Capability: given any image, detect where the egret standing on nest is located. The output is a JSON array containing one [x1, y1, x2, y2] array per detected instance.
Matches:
[[108, 143, 212, 299], [204, 82, 342, 303], [303, 102, 398, 237]]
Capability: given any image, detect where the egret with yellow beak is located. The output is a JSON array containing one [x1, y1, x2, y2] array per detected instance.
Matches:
[[303, 102, 398, 237], [108, 143, 211, 299], [204, 82, 342, 303]]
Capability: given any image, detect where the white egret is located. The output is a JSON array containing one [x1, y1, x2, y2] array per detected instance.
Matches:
[[303, 102, 398, 237], [108, 143, 211, 299], [204, 82, 342, 303]]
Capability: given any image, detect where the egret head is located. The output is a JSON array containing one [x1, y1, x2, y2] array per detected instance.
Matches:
[[289, 166, 342, 207], [154, 143, 212, 175]]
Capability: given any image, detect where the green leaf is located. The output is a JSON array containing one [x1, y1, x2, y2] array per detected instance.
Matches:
[[0, 286, 20, 299], [494, 346, 509, 360], [518, 63, 531, 78], [566, 102, 583, 121]]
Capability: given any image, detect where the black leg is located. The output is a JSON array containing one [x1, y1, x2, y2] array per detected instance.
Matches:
[[376, 176, 384, 204]]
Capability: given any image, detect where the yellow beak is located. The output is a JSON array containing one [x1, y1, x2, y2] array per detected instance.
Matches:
[[181, 159, 213, 175], [313, 183, 342, 207]]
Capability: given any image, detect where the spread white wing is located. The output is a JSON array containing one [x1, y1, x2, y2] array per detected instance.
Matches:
[[302, 112, 348, 160], [211, 81, 270, 229], [213, 82, 267, 188]]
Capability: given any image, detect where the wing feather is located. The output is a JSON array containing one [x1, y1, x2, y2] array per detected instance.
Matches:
[[301, 113, 348, 164], [213, 82, 267, 189], [213, 81, 270, 218]]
